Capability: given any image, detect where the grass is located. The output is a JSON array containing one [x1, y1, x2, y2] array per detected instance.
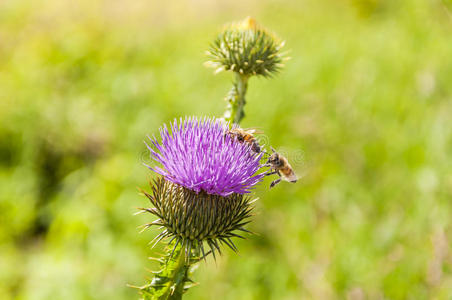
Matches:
[[1, 0, 452, 299]]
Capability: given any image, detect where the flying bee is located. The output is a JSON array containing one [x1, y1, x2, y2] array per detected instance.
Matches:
[[225, 127, 262, 154], [264, 146, 297, 188]]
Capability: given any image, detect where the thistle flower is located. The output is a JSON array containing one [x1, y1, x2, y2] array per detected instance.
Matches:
[[141, 117, 265, 258], [135, 18, 291, 299], [205, 17, 286, 77]]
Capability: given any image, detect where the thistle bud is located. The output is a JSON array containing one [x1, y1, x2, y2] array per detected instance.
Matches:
[[205, 17, 286, 77], [141, 117, 264, 258], [240, 16, 257, 30]]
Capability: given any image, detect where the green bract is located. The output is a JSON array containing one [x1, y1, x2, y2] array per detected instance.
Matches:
[[140, 177, 255, 261], [206, 17, 286, 77]]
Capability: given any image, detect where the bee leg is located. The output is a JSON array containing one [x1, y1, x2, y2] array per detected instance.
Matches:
[[270, 178, 281, 188], [260, 149, 270, 158], [262, 163, 272, 168], [265, 170, 278, 176]]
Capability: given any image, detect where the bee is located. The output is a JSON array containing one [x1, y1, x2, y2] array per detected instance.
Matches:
[[225, 127, 262, 153], [264, 146, 297, 188]]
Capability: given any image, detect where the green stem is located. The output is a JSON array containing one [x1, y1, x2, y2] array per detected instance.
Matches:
[[224, 72, 249, 125], [138, 243, 193, 300], [165, 247, 188, 300]]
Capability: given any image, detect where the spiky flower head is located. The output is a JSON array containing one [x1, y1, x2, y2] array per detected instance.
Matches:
[[141, 116, 264, 258], [205, 17, 286, 77]]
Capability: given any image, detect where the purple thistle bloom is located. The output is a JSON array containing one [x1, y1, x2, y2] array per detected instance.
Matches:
[[145, 116, 264, 196]]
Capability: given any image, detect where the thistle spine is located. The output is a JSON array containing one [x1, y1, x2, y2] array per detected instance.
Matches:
[[137, 243, 195, 300]]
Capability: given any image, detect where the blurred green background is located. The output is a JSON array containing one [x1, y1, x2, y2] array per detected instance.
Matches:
[[1, 0, 452, 299]]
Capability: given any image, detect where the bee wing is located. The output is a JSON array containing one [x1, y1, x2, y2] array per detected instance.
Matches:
[[243, 127, 264, 135]]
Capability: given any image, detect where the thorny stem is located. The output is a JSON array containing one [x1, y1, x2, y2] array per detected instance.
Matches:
[[139, 243, 192, 300], [224, 73, 249, 125], [162, 246, 188, 300]]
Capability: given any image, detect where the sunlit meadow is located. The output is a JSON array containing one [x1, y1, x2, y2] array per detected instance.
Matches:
[[1, 0, 452, 299]]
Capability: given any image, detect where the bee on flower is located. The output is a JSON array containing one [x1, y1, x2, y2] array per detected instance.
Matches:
[[140, 117, 266, 260]]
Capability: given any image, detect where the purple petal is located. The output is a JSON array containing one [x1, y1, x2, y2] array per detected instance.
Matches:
[[146, 116, 265, 196]]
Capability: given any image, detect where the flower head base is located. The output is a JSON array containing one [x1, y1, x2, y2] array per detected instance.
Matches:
[[146, 116, 264, 196], [205, 17, 286, 77], [141, 177, 254, 259]]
